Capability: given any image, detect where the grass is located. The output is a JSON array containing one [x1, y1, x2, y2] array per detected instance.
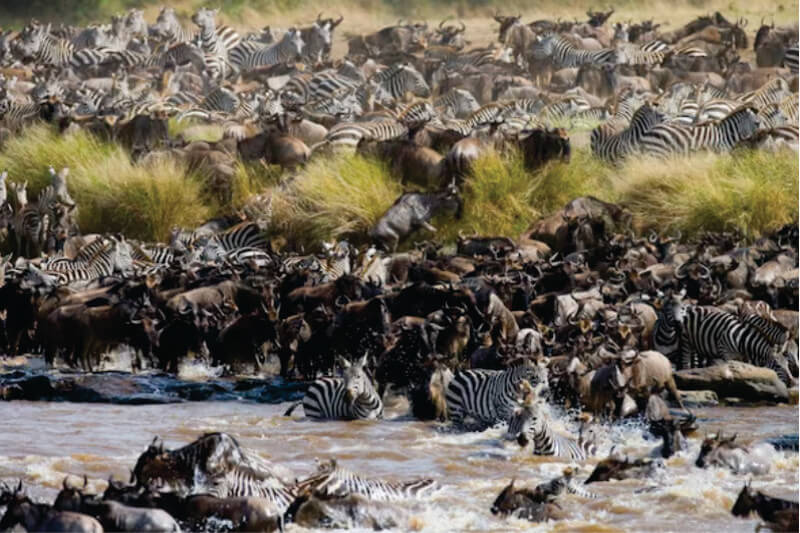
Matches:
[[612, 149, 799, 240], [0, 124, 794, 246], [268, 154, 403, 248], [0, 125, 211, 242]]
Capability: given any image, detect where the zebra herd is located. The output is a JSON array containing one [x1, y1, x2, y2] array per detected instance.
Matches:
[[0, 7, 796, 170]]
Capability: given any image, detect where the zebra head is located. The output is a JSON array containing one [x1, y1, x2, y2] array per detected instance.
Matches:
[[660, 288, 687, 325], [400, 64, 431, 99], [151, 7, 178, 40], [192, 8, 219, 31], [341, 353, 372, 404], [131, 436, 168, 487], [283, 28, 306, 56], [15, 23, 49, 60], [124, 9, 148, 39], [721, 106, 761, 142], [504, 380, 546, 445]]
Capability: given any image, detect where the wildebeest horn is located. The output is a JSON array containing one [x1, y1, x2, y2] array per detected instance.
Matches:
[[63, 477, 70, 490], [699, 264, 710, 279], [458, 21, 466, 32]]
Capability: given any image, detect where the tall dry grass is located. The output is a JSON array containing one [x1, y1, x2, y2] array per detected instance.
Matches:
[[0, 125, 211, 241]]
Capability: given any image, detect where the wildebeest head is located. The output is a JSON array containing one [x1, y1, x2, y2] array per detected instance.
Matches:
[[731, 482, 757, 517], [53, 475, 88, 512], [491, 478, 520, 515], [131, 436, 169, 487], [696, 431, 738, 468]]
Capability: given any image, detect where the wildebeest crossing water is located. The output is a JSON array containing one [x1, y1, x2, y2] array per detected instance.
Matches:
[[0, 395, 797, 531]]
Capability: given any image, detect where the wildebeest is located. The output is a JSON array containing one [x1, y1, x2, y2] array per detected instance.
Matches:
[[731, 482, 799, 532], [370, 182, 462, 251]]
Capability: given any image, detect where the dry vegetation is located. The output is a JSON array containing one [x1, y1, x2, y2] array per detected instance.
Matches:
[[0, 123, 794, 247]]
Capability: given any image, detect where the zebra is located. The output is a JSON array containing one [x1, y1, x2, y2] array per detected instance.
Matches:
[[653, 292, 795, 385], [299, 19, 334, 65], [211, 221, 268, 252], [445, 359, 548, 430], [782, 46, 798, 74], [505, 383, 596, 461], [293, 459, 439, 501], [150, 7, 195, 44], [371, 63, 430, 103], [285, 354, 383, 420], [41, 236, 133, 285], [434, 88, 480, 119], [234, 28, 304, 70], [532, 33, 617, 68], [132, 433, 294, 509], [320, 240, 351, 281], [529, 467, 598, 500], [737, 78, 791, 110], [616, 42, 670, 66], [590, 90, 646, 150], [695, 98, 740, 122], [0, 98, 41, 130], [14, 22, 111, 70], [316, 119, 408, 152], [191, 8, 240, 55], [638, 106, 760, 157], [283, 70, 361, 105], [592, 103, 665, 162]]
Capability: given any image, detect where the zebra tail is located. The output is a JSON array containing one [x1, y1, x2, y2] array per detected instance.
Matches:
[[283, 400, 303, 417]]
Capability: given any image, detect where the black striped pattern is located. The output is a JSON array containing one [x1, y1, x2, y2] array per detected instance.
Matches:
[[445, 361, 547, 429], [234, 29, 304, 70], [505, 392, 596, 460], [532, 34, 616, 68], [592, 103, 665, 162], [294, 459, 438, 501], [301, 356, 383, 420], [638, 107, 760, 157]]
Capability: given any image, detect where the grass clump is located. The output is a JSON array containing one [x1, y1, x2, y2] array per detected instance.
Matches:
[[612, 149, 798, 240], [269, 154, 402, 248], [0, 124, 211, 242]]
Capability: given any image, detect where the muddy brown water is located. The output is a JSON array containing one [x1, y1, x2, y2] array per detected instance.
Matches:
[[0, 382, 797, 532]]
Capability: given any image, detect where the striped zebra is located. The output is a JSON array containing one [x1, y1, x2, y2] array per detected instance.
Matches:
[[320, 240, 351, 281], [445, 359, 548, 430], [505, 384, 596, 461], [286, 354, 383, 420], [298, 19, 336, 65], [782, 46, 798, 74], [211, 222, 268, 252], [592, 103, 665, 162], [233, 28, 304, 70], [316, 119, 408, 152], [150, 7, 195, 44], [638, 106, 760, 157], [283, 70, 361, 104], [590, 90, 646, 150], [530, 467, 598, 499], [15, 22, 111, 70], [737, 78, 790, 110], [532, 33, 617, 68], [191, 8, 241, 56], [294, 459, 439, 501], [747, 125, 799, 152], [371, 63, 430, 103], [42, 236, 133, 285], [616, 42, 670, 66], [695, 98, 740, 122], [132, 433, 294, 509], [434, 89, 482, 119], [0, 98, 41, 130], [653, 293, 795, 385]]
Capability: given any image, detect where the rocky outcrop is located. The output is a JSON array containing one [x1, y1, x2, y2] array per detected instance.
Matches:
[[675, 362, 789, 403]]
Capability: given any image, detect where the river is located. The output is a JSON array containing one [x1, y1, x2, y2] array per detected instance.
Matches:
[[0, 387, 797, 532]]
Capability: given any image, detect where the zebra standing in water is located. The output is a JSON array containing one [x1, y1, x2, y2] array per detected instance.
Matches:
[[294, 459, 439, 501], [131, 433, 295, 510], [505, 382, 597, 461], [286, 354, 384, 420], [637, 106, 760, 157], [653, 292, 796, 385], [531, 33, 617, 68], [445, 358, 548, 430]]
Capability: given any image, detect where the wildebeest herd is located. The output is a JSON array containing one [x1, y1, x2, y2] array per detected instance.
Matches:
[[0, 5, 798, 533]]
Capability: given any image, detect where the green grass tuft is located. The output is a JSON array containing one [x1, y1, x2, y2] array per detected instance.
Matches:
[[270, 154, 403, 248], [0, 124, 212, 241]]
